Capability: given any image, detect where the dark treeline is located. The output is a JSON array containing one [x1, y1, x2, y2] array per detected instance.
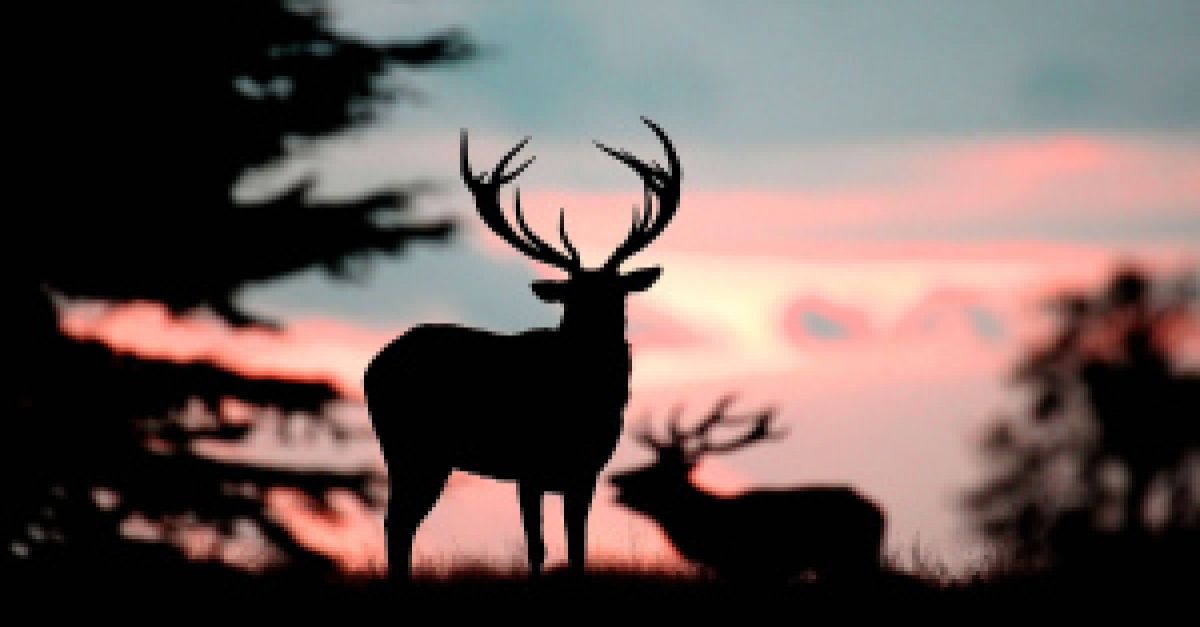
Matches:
[[7, 1, 472, 575]]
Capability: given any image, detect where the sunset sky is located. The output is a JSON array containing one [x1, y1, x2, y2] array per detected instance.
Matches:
[[68, 1, 1199, 572]]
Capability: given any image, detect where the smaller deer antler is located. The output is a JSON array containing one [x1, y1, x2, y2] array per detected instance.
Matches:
[[648, 396, 787, 462], [633, 411, 666, 450], [686, 395, 738, 440], [607, 398, 883, 582], [693, 409, 788, 457]]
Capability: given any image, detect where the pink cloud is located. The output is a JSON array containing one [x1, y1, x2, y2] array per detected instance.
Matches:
[[59, 301, 398, 399]]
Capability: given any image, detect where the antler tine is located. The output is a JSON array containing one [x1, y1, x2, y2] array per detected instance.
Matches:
[[593, 142, 665, 187], [613, 189, 654, 258], [460, 129, 477, 185], [461, 129, 581, 272], [494, 137, 535, 184], [599, 118, 682, 271], [513, 190, 581, 267], [681, 395, 737, 460], [557, 209, 581, 263], [641, 117, 681, 177], [593, 118, 679, 187], [642, 185, 655, 227], [748, 409, 788, 441], [690, 394, 738, 439], [633, 412, 664, 450], [460, 131, 530, 183], [699, 407, 788, 456], [666, 403, 686, 447]]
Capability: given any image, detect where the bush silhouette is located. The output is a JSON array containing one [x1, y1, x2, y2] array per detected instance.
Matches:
[[965, 267, 1199, 576]]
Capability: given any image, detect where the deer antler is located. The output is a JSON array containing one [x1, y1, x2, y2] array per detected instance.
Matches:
[[596, 117, 682, 271], [647, 397, 787, 461], [688, 395, 738, 440], [693, 409, 788, 456], [461, 131, 582, 272]]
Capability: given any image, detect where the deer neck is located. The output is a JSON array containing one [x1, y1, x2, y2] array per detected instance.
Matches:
[[556, 308, 628, 348], [642, 475, 715, 527], [554, 310, 632, 405]]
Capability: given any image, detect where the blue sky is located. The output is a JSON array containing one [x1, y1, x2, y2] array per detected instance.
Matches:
[[334, 0, 1200, 143]]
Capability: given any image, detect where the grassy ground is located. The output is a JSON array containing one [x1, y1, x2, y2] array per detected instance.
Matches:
[[11, 554, 1192, 618]]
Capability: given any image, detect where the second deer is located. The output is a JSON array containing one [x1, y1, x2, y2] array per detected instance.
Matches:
[[609, 398, 886, 582]]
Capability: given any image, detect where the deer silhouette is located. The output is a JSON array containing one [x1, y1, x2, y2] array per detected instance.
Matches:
[[609, 398, 886, 582], [364, 118, 681, 577]]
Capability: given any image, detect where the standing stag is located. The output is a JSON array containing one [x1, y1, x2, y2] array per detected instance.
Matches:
[[364, 118, 681, 576], [610, 398, 886, 581]]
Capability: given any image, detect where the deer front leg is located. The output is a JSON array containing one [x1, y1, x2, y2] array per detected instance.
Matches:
[[564, 481, 596, 574], [518, 482, 545, 576]]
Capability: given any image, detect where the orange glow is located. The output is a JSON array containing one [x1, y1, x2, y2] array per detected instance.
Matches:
[[266, 487, 386, 574]]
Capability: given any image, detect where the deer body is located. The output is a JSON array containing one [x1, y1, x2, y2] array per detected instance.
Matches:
[[366, 325, 629, 489], [619, 481, 884, 580], [610, 400, 886, 581], [365, 119, 681, 577]]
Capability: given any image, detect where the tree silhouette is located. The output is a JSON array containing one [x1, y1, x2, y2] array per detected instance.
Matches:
[[7, 2, 472, 573], [966, 268, 1199, 575]]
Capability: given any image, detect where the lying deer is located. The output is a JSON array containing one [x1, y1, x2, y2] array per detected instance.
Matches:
[[364, 118, 681, 577], [610, 398, 886, 581]]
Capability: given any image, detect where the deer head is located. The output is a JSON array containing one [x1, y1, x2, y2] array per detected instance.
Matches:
[[610, 397, 787, 513], [460, 117, 681, 338]]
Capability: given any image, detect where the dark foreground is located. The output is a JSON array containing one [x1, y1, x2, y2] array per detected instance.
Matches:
[[10, 556, 1194, 619]]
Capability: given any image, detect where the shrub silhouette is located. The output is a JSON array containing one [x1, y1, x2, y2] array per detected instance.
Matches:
[[965, 267, 1199, 576]]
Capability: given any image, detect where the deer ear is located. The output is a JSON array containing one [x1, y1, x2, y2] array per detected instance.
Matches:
[[621, 266, 662, 293], [531, 280, 569, 303]]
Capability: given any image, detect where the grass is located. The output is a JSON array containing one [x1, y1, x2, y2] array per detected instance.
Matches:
[[10, 530, 1193, 617], [12, 552, 1192, 619]]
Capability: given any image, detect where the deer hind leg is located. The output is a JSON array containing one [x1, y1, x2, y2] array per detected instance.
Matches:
[[385, 466, 449, 580], [563, 481, 596, 574], [518, 483, 546, 576]]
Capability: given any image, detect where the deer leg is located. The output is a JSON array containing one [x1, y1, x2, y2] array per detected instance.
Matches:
[[563, 481, 596, 574], [385, 467, 449, 580], [518, 483, 545, 576]]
